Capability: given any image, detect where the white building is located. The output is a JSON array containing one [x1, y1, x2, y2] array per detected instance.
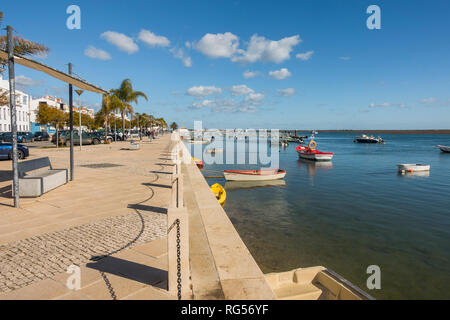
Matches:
[[0, 76, 31, 132]]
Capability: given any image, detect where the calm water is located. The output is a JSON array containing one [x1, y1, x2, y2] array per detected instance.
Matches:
[[186, 133, 450, 299]]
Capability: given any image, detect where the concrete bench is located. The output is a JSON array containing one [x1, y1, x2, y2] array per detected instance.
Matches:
[[18, 157, 68, 197], [129, 141, 140, 150]]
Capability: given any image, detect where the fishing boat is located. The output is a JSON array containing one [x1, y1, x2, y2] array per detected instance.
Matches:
[[354, 134, 385, 144], [210, 183, 226, 207], [192, 157, 204, 169], [397, 164, 430, 173], [188, 139, 210, 144], [223, 169, 286, 181], [285, 136, 304, 143], [437, 145, 450, 153], [296, 141, 333, 161]]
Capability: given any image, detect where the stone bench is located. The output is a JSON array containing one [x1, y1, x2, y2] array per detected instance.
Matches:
[[129, 141, 140, 150], [18, 157, 68, 197]]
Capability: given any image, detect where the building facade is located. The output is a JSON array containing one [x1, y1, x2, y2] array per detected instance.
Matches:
[[0, 76, 32, 132]]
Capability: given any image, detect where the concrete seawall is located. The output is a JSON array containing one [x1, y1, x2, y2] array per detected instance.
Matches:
[[177, 140, 275, 300]]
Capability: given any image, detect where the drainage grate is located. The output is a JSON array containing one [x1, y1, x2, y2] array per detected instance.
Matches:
[[80, 163, 124, 169]]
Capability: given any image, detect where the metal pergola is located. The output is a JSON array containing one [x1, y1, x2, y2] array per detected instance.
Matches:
[[1, 25, 107, 208]]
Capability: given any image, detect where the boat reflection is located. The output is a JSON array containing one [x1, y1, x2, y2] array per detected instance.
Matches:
[[225, 179, 286, 191], [398, 171, 430, 178], [297, 158, 333, 184]]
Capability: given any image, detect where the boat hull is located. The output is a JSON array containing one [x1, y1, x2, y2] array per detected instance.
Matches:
[[298, 153, 334, 161], [223, 169, 286, 181], [438, 145, 450, 153]]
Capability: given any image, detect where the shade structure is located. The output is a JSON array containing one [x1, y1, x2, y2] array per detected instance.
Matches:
[[0, 49, 107, 94]]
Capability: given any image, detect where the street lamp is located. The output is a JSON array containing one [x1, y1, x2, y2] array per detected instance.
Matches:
[[75, 89, 84, 150]]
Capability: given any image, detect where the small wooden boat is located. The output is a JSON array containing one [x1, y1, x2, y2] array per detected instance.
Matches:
[[223, 169, 286, 181], [210, 183, 226, 207], [397, 164, 430, 173], [192, 157, 204, 169], [296, 142, 333, 161], [265, 266, 374, 300], [437, 145, 450, 153]]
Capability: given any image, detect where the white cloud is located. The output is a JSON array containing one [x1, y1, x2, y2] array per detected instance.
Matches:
[[245, 92, 265, 103], [232, 34, 301, 64], [243, 70, 259, 79], [194, 32, 239, 58], [15, 75, 44, 87], [101, 31, 138, 54], [230, 85, 254, 96], [138, 29, 170, 47], [269, 68, 291, 80], [369, 102, 391, 108], [339, 56, 352, 60], [186, 86, 222, 97], [170, 48, 192, 67], [277, 88, 296, 97], [84, 45, 111, 60], [296, 50, 314, 61], [419, 97, 438, 104]]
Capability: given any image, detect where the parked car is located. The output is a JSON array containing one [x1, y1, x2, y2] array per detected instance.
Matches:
[[92, 131, 113, 144], [52, 131, 98, 146], [1, 132, 34, 143], [0, 142, 30, 160], [33, 131, 50, 141]]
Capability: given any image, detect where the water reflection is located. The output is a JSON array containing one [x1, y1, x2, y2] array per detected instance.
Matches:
[[398, 171, 430, 178], [297, 159, 333, 184], [225, 180, 286, 191]]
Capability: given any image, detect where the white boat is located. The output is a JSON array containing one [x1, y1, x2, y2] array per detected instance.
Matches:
[[354, 134, 385, 144], [437, 145, 450, 153], [223, 169, 286, 181], [397, 164, 430, 173]]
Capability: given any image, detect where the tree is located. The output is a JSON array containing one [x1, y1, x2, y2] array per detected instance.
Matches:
[[35, 103, 66, 148], [97, 92, 122, 140], [111, 79, 148, 135], [0, 11, 49, 76], [170, 122, 178, 131]]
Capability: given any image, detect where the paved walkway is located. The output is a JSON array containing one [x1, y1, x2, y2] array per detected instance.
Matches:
[[0, 135, 176, 299]]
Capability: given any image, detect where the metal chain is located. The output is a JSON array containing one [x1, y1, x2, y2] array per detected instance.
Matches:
[[176, 218, 182, 300]]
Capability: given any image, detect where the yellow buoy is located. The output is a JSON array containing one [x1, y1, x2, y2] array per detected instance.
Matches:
[[210, 183, 226, 207]]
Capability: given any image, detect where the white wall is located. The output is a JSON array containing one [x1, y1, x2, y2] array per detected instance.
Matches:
[[0, 76, 31, 132]]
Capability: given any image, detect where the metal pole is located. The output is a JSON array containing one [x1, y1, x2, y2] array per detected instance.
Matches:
[[7, 26, 19, 208], [75, 89, 84, 150], [68, 63, 74, 181]]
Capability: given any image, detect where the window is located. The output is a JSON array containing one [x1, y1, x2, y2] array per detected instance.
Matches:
[[23, 96, 28, 105]]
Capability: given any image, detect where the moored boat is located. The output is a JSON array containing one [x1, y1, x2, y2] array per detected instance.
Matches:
[[223, 169, 286, 181], [296, 141, 333, 161], [192, 157, 204, 169], [210, 183, 226, 207], [397, 164, 430, 173], [354, 134, 385, 144], [437, 145, 450, 153], [205, 148, 223, 153]]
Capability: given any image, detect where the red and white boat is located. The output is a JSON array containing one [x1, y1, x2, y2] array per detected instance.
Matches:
[[296, 143, 334, 161], [223, 169, 286, 181]]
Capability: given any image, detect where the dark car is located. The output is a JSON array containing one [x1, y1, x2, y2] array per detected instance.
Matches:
[[1, 132, 34, 143], [52, 131, 99, 146], [33, 131, 50, 141], [0, 142, 30, 160]]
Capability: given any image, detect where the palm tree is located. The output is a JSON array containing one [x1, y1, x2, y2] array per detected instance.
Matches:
[[98, 92, 121, 141], [112, 79, 148, 135], [170, 122, 178, 131], [0, 11, 49, 106]]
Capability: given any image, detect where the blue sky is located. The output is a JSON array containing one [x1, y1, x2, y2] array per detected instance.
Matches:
[[1, 0, 450, 129]]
